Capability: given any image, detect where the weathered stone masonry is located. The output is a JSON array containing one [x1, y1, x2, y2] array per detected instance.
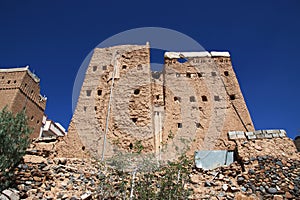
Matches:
[[59, 44, 254, 160]]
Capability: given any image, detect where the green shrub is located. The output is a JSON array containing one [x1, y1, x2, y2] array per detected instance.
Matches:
[[0, 107, 32, 190]]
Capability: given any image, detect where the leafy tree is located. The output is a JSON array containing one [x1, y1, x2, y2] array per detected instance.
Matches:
[[0, 107, 32, 190]]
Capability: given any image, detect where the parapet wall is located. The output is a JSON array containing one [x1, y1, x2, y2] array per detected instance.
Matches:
[[227, 129, 298, 162], [228, 129, 287, 140]]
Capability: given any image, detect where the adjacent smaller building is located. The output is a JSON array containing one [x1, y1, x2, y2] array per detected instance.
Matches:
[[0, 66, 47, 138], [40, 115, 67, 137]]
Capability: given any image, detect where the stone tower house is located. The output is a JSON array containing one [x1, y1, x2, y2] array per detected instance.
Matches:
[[59, 43, 254, 160], [0, 66, 47, 138]]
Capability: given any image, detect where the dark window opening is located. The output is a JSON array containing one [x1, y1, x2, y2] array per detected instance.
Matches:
[[174, 96, 181, 102], [137, 64, 142, 70], [176, 73, 180, 77], [224, 71, 229, 76], [102, 65, 107, 70], [82, 146, 85, 151], [214, 96, 220, 101], [37, 120, 40, 124], [31, 116, 34, 121], [1, 76, 4, 79], [156, 95, 159, 100], [129, 143, 133, 149], [190, 96, 196, 102], [230, 94, 236, 100], [97, 90, 102, 96], [24, 83, 27, 88], [196, 123, 201, 128], [84, 106, 87, 112], [7, 80, 11, 84], [134, 89, 140, 95], [186, 73, 191, 78], [94, 106, 97, 111], [197, 73, 202, 77], [202, 95, 208, 102], [93, 66, 97, 71], [122, 65, 127, 70], [131, 118, 138, 123], [13, 80, 16, 83], [178, 123, 182, 128], [31, 90, 34, 94], [211, 72, 217, 76], [86, 90, 92, 96]]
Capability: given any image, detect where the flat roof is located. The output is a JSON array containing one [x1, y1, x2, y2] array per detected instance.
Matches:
[[164, 51, 230, 59], [0, 66, 40, 83]]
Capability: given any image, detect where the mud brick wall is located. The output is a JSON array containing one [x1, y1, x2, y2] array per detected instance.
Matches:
[[0, 69, 46, 138]]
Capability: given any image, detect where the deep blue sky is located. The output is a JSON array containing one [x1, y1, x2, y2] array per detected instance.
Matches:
[[0, 0, 299, 139]]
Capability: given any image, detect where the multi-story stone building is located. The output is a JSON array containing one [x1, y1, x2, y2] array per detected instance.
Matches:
[[59, 43, 254, 160], [0, 66, 47, 138]]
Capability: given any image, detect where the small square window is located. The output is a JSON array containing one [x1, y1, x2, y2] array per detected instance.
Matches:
[[186, 73, 191, 78], [134, 89, 140, 95], [190, 96, 196, 102], [174, 97, 181, 102], [86, 90, 92, 96], [93, 66, 97, 71], [97, 90, 102, 96], [178, 123, 182, 128], [211, 72, 217, 77], [224, 71, 229, 76], [214, 96, 220, 101], [230, 94, 236, 100], [131, 118, 138, 123], [102, 65, 107, 70], [197, 73, 202, 77], [122, 65, 127, 70], [137, 64, 142, 70], [196, 123, 201, 128], [202, 96, 208, 102]]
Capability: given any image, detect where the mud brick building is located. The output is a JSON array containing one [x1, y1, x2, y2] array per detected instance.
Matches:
[[0, 66, 47, 138], [59, 43, 254, 160]]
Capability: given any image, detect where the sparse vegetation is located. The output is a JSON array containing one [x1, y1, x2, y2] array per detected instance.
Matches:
[[0, 107, 32, 190]]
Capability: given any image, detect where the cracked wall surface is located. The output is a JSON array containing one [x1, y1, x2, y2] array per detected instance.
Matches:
[[59, 44, 254, 161]]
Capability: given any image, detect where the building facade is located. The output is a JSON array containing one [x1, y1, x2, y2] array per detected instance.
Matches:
[[0, 66, 47, 138], [59, 44, 254, 160]]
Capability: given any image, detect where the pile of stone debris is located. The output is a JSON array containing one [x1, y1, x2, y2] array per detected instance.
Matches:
[[188, 156, 300, 199], [0, 135, 299, 199]]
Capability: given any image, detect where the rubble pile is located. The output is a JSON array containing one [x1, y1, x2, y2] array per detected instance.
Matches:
[[188, 156, 300, 199], [0, 134, 299, 199]]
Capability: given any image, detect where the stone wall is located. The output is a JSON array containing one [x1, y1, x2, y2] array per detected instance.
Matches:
[[0, 68, 46, 138], [62, 44, 255, 162]]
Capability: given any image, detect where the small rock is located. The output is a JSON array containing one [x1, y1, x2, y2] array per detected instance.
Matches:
[[285, 191, 293, 199], [259, 186, 266, 193], [222, 184, 229, 191], [81, 192, 91, 200], [2, 189, 19, 200], [268, 187, 278, 194], [273, 195, 283, 200]]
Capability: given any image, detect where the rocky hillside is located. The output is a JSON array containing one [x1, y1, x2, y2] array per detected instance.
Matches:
[[0, 132, 299, 200]]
